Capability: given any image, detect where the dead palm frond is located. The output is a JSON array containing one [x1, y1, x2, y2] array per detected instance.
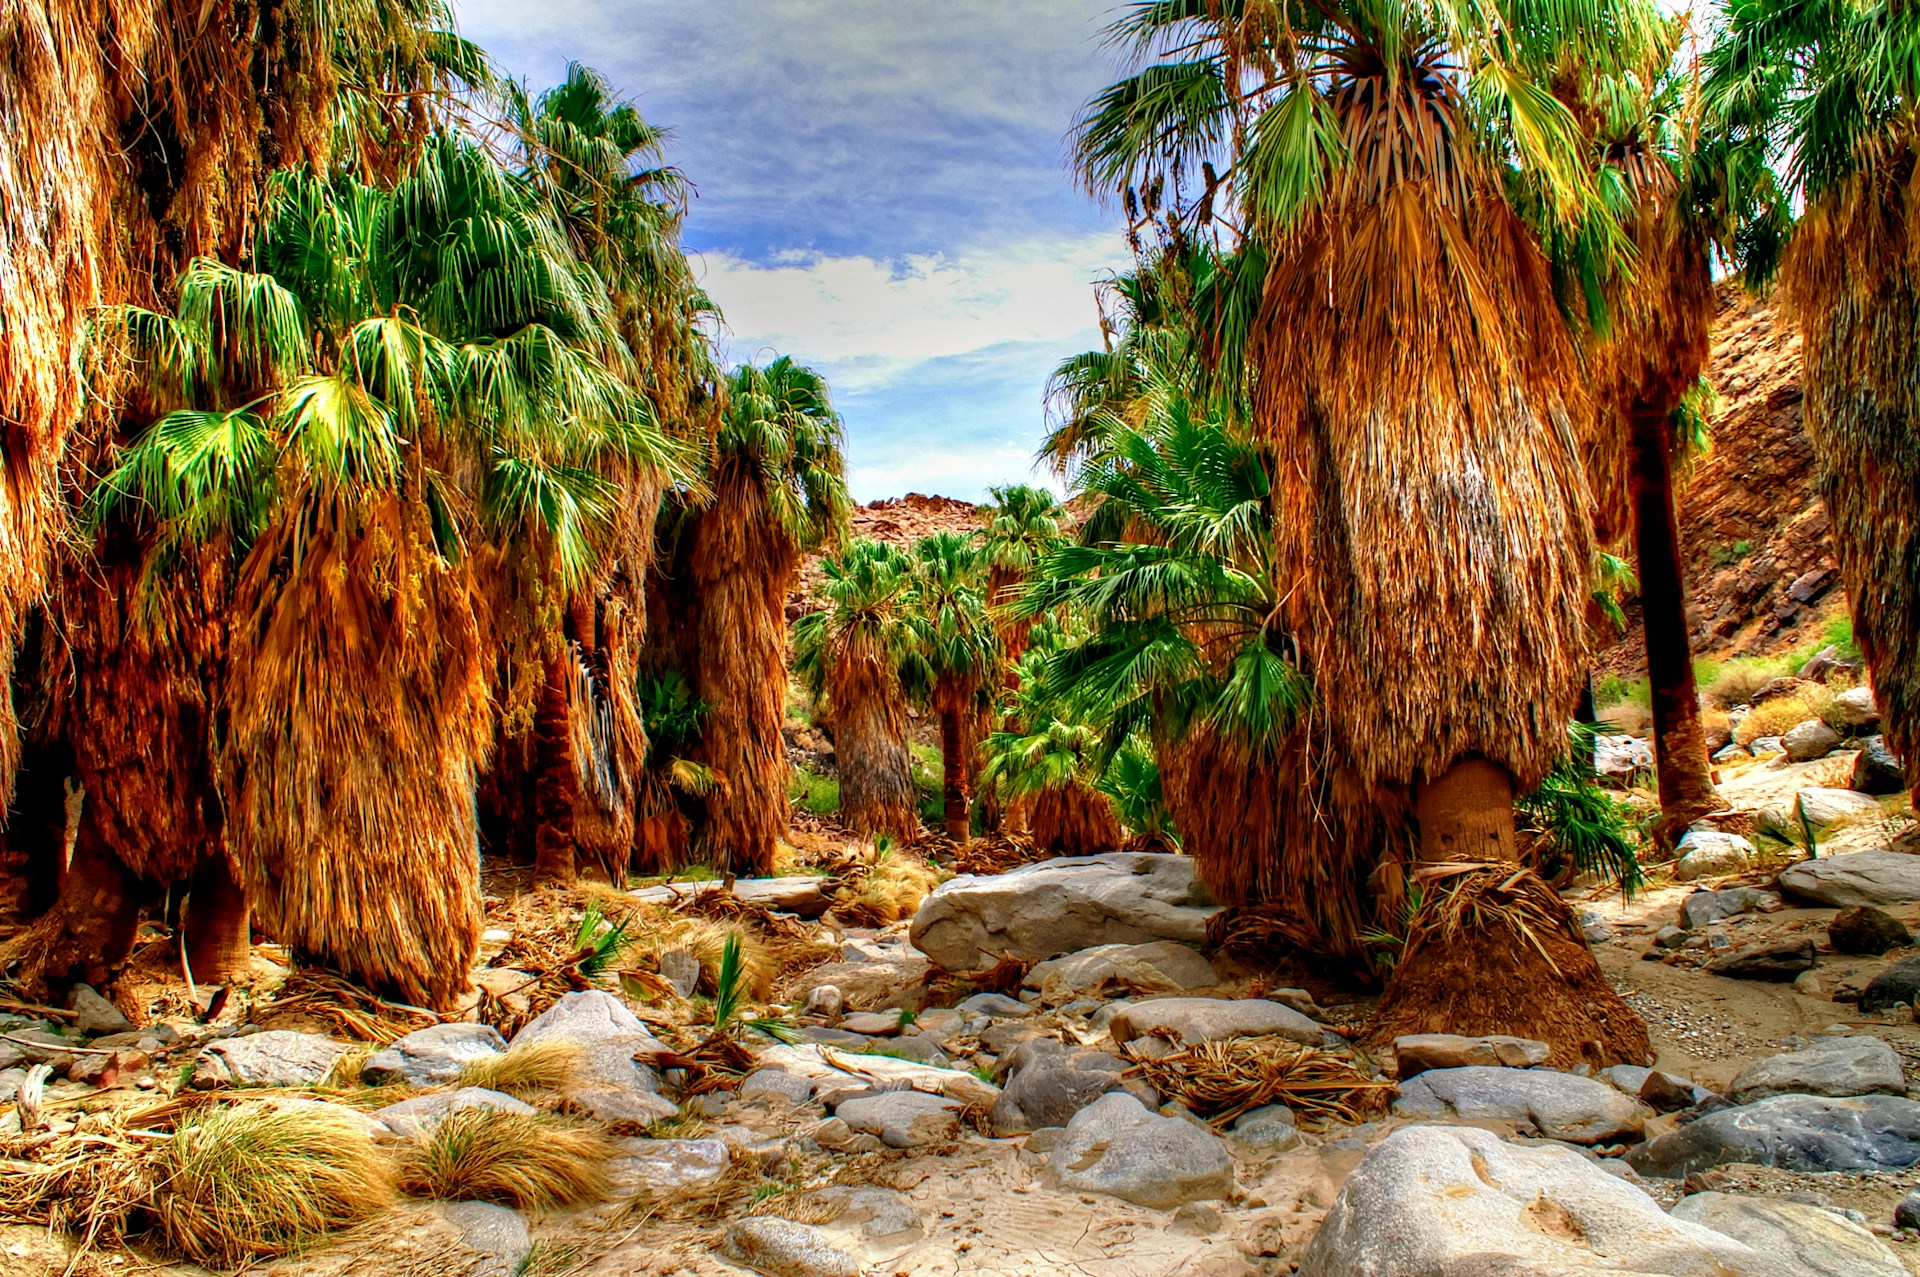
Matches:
[[1126, 1037, 1393, 1129]]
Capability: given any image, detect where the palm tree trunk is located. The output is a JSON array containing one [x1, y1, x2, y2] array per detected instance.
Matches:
[[938, 702, 970, 843], [39, 816, 144, 990], [1628, 405, 1720, 837], [1415, 755, 1518, 863], [183, 853, 251, 984], [532, 646, 577, 884]]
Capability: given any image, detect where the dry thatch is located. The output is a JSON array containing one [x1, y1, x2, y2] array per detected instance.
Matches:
[[1783, 151, 1920, 775], [826, 643, 919, 844], [225, 494, 489, 1011], [457, 1039, 584, 1099], [1027, 781, 1122, 858], [1126, 1036, 1394, 1129], [1368, 863, 1651, 1068], [396, 1110, 618, 1211]]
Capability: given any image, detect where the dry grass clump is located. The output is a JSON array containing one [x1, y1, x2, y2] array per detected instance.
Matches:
[[1599, 701, 1653, 738], [151, 1103, 397, 1266], [396, 1110, 618, 1210], [458, 1039, 583, 1099], [1734, 683, 1838, 746], [1127, 1038, 1394, 1128], [619, 907, 776, 1000], [832, 841, 942, 925]]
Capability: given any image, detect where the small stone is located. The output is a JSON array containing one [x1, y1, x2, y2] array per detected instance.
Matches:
[[1025, 940, 1217, 1004], [1655, 925, 1690, 950], [659, 949, 701, 999], [1727, 1035, 1906, 1104], [834, 1091, 966, 1148], [1749, 735, 1785, 758], [741, 1069, 815, 1106], [1041, 1092, 1233, 1209], [1830, 906, 1912, 956], [1638, 1070, 1699, 1113], [1830, 686, 1881, 729], [954, 992, 1032, 1018], [192, 1030, 347, 1089], [803, 985, 845, 1021], [1170, 1202, 1225, 1236], [608, 1137, 731, 1195], [991, 1063, 1123, 1135], [721, 1218, 863, 1277], [440, 1201, 530, 1277], [1392, 1033, 1551, 1078], [361, 1022, 506, 1088], [1706, 939, 1816, 981], [838, 1011, 902, 1037], [68, 986, 133, 1036], [1713, 743, 1752, 764], [1853, 737, 1907, 794], [1673, 830, 1756, 882], [1859, 956, 1920, 1012], [374, 1087, 535, 1140], [1894, 1190, 1920, 1231], [810, 1185, 923, 1244], [1231, 1103, 1303, 1152]]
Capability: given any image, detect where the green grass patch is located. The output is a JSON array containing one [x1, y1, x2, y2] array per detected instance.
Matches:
[[788, 766, 840, 816], [910, 742, 944, 824]]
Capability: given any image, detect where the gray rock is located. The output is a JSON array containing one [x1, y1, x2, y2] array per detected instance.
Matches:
[[192, 1030, 347, 1089], [955, 992, 1032, 1018], [908, 852, 1219, 973], [510, 990, 667, 1052], [1595, 734, 1654, 782], [69, 985, 132, 1036], [1391, 1066, 1647, 1144], [801, 1025, 873, 1048], [867, 1035, 950, 1067], [835, 1090, 966, 1148], [1655, 925, 1690, 949], [803, 985, 844, 1020], [562, 1033, 675, 1124], [1674, 830, 1756, 882], [1109, 997, 1321, 1052], [1707, 939, 1815, 981], [374, 1087, 535, 1140], [1300, 1125, 1789, 1277], [1862, 956, 1920, 1012], [741, 1069, 818, 1108], [1780, 851, 1920, 909], [1627, 1093, 1920, 1176], [1714, 743, 1753, 764], [721, 1218, 863, 1277], [362, 1022, 507, 1087], [1830, 686, 1881, 730], [1728, 1035, 1906, 1104], [440, 1201, 530, 1277], [1895, 1189, 1920, 1230], [1831, 906, 1912, 956], [1670, 1192, 1905, 1277], [1750, 735, 1785, 758], [1025, 941, 1216, 1004], [991, 1064, 1124, 1135], [628, 876, 832, 918], [1782, 718, 1843, 762], [838, 1011, 902, 1037], [810, 1185, 924, 1244], [0, 1067, 28, 1103], [1853, 737, 1906, 794], [659, 949, 701, 999], [1680, 887, 1776, 930], [1041, 1092, 1233, 1209], [1392, 1033, 1550, 1078], [608, 1137, 731, 1195], [1231, 1104, 1302, 1152], [1762, 787, 1884, 835]]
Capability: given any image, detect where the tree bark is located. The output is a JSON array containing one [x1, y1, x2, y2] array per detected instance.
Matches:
[[1628, 404, 1721, 838], [532, 646, 577, 884], [1416, 755, 1518, 864], [1575, 676, 1598, 777], [183, 852, 251, 984], [39, 816, 144, 991], [938, 702, 971, 843]]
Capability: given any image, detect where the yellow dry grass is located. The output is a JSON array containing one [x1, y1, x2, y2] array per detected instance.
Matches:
[[831, 842, 941, 925], [458, 1040, 584, 1099], [151, 1103, 398, 1266], [1735, 684, 1838, 746], [396, 1110, 618, 1211]]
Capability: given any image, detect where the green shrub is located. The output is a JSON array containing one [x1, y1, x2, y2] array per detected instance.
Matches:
[[787, 767, 839, 815]]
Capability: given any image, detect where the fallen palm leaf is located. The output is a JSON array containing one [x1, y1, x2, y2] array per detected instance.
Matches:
[[1125, 1036, 1393, 1129]]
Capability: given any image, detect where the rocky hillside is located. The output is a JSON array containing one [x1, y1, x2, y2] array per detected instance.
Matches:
[[1601, 288, 1846, 674]]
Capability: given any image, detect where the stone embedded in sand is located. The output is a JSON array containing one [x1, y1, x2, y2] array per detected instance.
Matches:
[[1673, 830, 1757, 882], [1391, 1066, 1647, 1144], [1041, 1092, 1233, 1209], [1108, 997, 1322, 1052], [1670, 1192, 1905, 1277], [810, 1185, 924, 1245], [1780, 851, 1920, 909], [1860, 955, 1920, 1012], [991, 1063, 1125, 1135], [908, 852, 1218, 973], [835, 1090, 966, 1148], [1680, 887, 1777, 930], [69, 985, 132, 1036], [1392, 1033, 1551, 1078], [1830, 906, 1913, 955], [374, 1086, 536, 1140], [1763, 788, 1885, 835], [1024, 940, 1217, 1004], [1627, 1093, 1920, 1177], [837, 1011, 903, 1037], [1727, 1035, 1906, 1104], [191, 1030, 347, 1090], [440, 1201, 530, 1277], [362, 1022, 506, 1087], [1706, 939, 1816, 981], [608, 1137, 731, 1195], [721, 1218, 864, 1277], [955, 992, 1032, 1018], [1300, 1125, 1788, 1277]]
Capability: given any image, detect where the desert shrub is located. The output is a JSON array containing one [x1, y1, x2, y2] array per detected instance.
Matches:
[[1599, 701, 1653, 738], [458, 1040, 582, 1099], [396, 1111, 616, 1210], [1594, 673, 1649, 709], [1734, 683, 1838, 745]]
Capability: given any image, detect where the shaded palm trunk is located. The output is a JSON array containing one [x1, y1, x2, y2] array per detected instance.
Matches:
[[1415, 755, 1518, 862], [183, 853, 252, 984], [532, 647, 578, 884], [39, 818, 146, 990], [1628, 405, 1720, 836], [935, 678, 975, 843], [1028, 783, 1121, 857], [832, 650, 918, 842]]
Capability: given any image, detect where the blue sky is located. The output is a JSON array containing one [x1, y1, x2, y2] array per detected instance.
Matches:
[[453, 0, 1133, 500]]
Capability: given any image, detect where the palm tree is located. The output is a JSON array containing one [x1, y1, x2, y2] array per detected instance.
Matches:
[[906, 532, 1001, 842], [976, 484, 1066, 663], [678, 356, 850, 873], [1703, 0, 1920, 796], [1071, 0, 1653, 1059], [86, 136, 674, 1007], [794, 539, 922, 843], [979, 672, 1126, 859]]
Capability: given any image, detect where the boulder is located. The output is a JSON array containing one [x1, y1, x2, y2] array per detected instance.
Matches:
[[721, 1218, 863, 1277], [908, 853, 1218, 973], [1829, 686, 1881, 730], [441, 1202, 530, 1277], [1830, 906, 1912, 956], [834, 1091, 966, 1148], [1626, 1093, 1920, 1177], [1108, 997, 1321, 1052], [1392, 1033, 1550, 1078], [1391, 1066, 1646, 1144], [954, 992, 1032, 1018], [1779, 851, 1920, 909], [509, 990, 667, 1052], [564, 1036, 676, 1125], [1782, 719, 1842, 762], [1853, 737, 1906, 795], [1595, 735, 1654, 783], [1859, 955, 1920, 1013], [191, 1030, 347, 1089], [740, 1068, 816, 1107], [1669, 1192, 1905, 1277], [1706, 939, 1815, 981], [362, 1022, 506, 1087], [1674, 830, 1756, 882], [1727, 1035, 1906, 1104], [990, 1064, 1125, 1135], [374, 1087, 535, 1141], [69, 986, 133, 1036], [1040, 1092, 1233, 1209], [1299, 1125, 1790, 1276], [628, 876, 832, 918], [1896, 1189, 1920, 1231], [1761, 788, 1883, 835], [1680, 887, 1776, 930], [607, 1137, 731, 1195], [808, 1185, 924, 1248], [1024, 940, 1216, 1004]]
